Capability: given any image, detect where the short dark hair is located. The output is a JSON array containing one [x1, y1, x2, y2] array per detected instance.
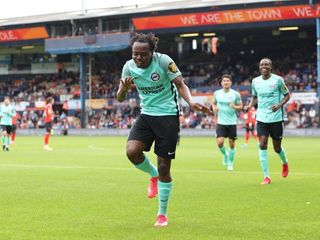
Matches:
[[221, 74, 232, 81], [46, 97, 53, 103], [260, 58, 272, 66], [130, 32, 159, 52]]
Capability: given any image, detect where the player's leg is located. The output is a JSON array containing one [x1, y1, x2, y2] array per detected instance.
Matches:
[[127, 140, 158, 177], [153, 115, 179, 227], [244, 125, 250, 145], [217, 137, 228, 166], [5, 126, 12, 151], [6, 134, 10, 150], [44, 122, 52, 150], [176, 129, 180, 146], [257, 121, 271, 184], [155, 156, 172, 227], [1, 128, 7, 151], [216, 124, 228, 167], [227, 125, 237, 170], [11, 125, 16, 144], [126, 115, 158, 198], [270, 122, 289, 178], [251, 125, 258, 140], [227, 139, 236, 170]]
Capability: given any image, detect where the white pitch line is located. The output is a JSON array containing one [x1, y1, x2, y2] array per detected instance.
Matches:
[[88, 145, 106, 151], [175, 169, 320, 177], [0, 164, 131, 171], [0, 164, 320, 177]]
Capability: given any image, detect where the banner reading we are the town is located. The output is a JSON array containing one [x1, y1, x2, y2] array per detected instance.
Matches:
[[133, 4, 320, 30]]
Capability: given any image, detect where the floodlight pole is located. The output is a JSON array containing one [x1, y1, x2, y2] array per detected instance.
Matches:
[[317, 18, 320, 98], [316, 19, 320, 125], [80, 53, 87, 128], [310, 1, 320, 125]]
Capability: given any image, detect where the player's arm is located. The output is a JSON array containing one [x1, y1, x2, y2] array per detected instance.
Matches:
[[117, 62, 134, 102], [116, 76, 134, 102], [244, 96, 257, 111], [271, 78, 290, 112], [160, 54, 212, 114], [47, 107, 54, 120], [230, 102, 243, 111], [271, 93, 290, 112], [244, 80, 257, 111], [7, 108, 15, 117], [173, 76, 212, 115], [230, 93, 243, 111], [51, 108, 55, 120], [211, 95, 218, 114]]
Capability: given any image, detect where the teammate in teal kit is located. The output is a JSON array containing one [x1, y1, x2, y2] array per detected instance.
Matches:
[[212, 74, 243, 171], [117, 33, 211, 227], [245, 58, 290, 185], [0, 96, 15, 151]]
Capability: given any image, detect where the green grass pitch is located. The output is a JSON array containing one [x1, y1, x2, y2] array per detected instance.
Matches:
[[0, 136, 319, 240]]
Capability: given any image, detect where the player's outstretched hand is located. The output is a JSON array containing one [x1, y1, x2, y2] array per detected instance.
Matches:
[[189, 102, 213, 115], [120, 76, 135, 91]]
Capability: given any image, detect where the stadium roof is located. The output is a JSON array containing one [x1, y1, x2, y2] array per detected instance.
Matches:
[[0, 0, 296, 27]]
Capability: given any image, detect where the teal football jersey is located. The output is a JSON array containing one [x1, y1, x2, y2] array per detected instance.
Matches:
[[0, 104, 15, 125], [252, 73, 289, 123], [213, 89, 242, 125], [122, 52, 181, 116]]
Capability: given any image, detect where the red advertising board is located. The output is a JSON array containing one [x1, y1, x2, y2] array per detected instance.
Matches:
[[133, 4, 320, 30], [0, 27, 48, 43]]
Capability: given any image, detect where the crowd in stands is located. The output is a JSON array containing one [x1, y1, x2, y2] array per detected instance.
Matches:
[[180, 56, 317, 93], [285, 100, 319, 128], [0, 48, 319, 130], [15, 97, 319, 132]]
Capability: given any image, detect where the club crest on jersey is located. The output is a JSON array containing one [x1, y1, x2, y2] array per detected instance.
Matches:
[[270, 84, 276, 90], [151, 72, 160, 81], [168, 62, 178, 73]]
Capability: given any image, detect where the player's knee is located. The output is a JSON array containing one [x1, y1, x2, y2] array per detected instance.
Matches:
[[229, 141, 236, 148], [273, 146, 281, 153], [126, 146, 139, 161], [217, 143, 224, 148], [259, 143, 267, 150], [217, 140, 224, 148]]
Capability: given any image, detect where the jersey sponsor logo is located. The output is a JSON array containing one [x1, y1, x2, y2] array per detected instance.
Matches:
[[151, 72, 160, 81], [259, 92, 275, 98], [168, 62, 178, 73], [137, 84, 164, 94]]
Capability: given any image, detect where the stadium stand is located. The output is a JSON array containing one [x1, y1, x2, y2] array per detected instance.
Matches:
[[0, 0, 319, 131]]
